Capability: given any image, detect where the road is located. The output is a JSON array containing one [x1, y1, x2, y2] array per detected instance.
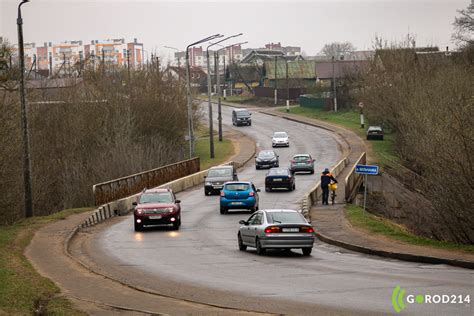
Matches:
[[76, 104, 473, 315]]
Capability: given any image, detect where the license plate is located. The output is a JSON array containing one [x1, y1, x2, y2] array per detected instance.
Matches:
[[273, 178, 282, 182], [213, 185, 223, 189], [282, 228, 299, 232], [230, 202, 243, 205], [149, 215, 162, 220]]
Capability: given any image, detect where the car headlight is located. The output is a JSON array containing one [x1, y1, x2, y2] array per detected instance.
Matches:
[[136, 209, 144, 215], [256, 158, 262, 162], [164, 207, 174, 213], [270, 158, 277, 162], [205, 182, 211, 186]]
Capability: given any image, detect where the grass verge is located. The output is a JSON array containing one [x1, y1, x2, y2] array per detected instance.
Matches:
[[195, 137, 234, 170], [279, 106, 398, 165], [346, 204, 474, 253], [0, 208, 92, 315]]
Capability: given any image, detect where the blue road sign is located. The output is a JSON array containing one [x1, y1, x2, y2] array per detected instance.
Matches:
[[355, 164, 379, 175]]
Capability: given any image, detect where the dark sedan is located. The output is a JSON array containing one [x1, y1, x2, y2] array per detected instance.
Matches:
[[255, 150, 279, 169], [265, 168, 295, 191], [366, 126, 384, 140]]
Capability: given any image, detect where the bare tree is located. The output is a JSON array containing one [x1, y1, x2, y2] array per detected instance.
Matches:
[[452, 3, 474, 47], [319, 41, 356, 58]]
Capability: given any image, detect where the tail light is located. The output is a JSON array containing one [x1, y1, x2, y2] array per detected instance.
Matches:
[[264, 226, 281, 234], [220, 191, 225, 197], [300, 226, 315, 233], [249, 191, 254, 196]]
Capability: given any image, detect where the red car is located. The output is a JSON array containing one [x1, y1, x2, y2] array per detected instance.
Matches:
[[133, 188, 181, 231]]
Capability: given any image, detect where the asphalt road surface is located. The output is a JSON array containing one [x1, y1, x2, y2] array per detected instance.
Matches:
[[86, 104, 473, 315]]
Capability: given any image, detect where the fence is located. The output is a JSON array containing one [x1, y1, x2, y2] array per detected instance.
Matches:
[[253, 87, 305, 100], [92, 157, 200, 205], [344, 152, 366, 203]]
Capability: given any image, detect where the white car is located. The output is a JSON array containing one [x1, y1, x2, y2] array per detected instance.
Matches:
[[272, 131, 289, 147]]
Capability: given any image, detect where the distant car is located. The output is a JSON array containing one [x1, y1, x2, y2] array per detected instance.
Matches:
[[272, 131, 289, 147], [204, 165, 238, 195], [265, 168, 295, 191], [255, 150, 279, 169], [237, 209, 315, 256], [132, 188, 181, 231], [232, 109, 252, 126], [366, 126, 384, 140], [290, 154, 315, 174], [220, 181, 260, 214]]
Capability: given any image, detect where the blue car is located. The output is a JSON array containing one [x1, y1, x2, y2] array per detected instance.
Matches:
[[220, 181, 260, 214]]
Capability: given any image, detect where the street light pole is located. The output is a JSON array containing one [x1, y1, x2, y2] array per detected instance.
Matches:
[[274, 55, 278, 105], [185, 34, 222, 159], [332, 55, 338, 112], [17, 0, 33, 218], [286, 59, 290, 112], [206, 33, 242, 159]]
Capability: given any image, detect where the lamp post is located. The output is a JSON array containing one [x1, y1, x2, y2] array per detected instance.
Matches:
[[286, 59, 290, 112], [164, 46, 181, 86], [274, 55, 278, 105], [185, 34, 221, 159], [216, 41, 247, 142], [206, 33, 242, 159], [17, 0, 33, 218], [332, 55, 338, 112]]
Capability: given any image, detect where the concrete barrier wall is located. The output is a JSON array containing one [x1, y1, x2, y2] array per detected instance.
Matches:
[[80, 161, 239, 229], [300, 157, 348, 219], [344, 152, 366, 203]]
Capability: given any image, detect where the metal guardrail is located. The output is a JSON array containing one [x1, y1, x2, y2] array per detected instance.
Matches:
[[92, 157, 200, 205], [344, 152, 366, 203]]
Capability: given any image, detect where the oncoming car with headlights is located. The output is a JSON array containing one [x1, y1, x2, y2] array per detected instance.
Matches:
[[237, 209, 315, 256], [255, 150, 279, 169], [133, 188, 181, 231]]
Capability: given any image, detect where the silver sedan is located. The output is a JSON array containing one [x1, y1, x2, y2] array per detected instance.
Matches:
[[237, 209, 315, 256]]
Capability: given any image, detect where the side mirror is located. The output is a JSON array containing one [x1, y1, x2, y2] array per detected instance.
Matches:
[[239, 220, 248, 225], [204, 175, 207, 179], [175, 200, 181, 203], [256, 189, 261, 192], [132, 202, 137, 206], [308, 221, 312, 224], [255, 156, 257, 158]]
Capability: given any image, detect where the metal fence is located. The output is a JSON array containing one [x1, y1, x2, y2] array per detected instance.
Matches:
[[92, 157, 200, 205]]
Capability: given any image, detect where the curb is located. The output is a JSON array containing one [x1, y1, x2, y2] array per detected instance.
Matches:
[[315, 231, 474, 270]]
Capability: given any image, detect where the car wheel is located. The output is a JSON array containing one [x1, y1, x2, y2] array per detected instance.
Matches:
[[275, 163, 279, 167], [172, 221, 180, 230], [265, 186, 270, 192], [248, 122, 252, 126], [310, 169, 314, 174], [293, 184, 296, 190], [220, 207, 227, 214], [238, 233, 247, 251], [302, 247, 312, 256], [256, 238, 266, 255], [134, 222, 143, 232], [256, 165, 259, 170]]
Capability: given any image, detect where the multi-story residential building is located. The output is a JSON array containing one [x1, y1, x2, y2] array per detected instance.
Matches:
[[14, 38, 144, 77], [173, 45, 244, 71]]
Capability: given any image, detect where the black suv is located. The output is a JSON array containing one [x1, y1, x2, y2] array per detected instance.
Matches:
[[204, 165, 238, 195]]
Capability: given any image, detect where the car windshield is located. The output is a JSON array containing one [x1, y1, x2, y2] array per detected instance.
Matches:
[[273, 132, 287, 138], [368, 126, 382, 131], [268, 169, 289, 176], [208, 168, 232, 177], [236, 110, 250, 117], [258, 151, 275, 158], [139, 192, 173, 204], [225, 183, 250, 191], [267, 212, 306, 224], [294, 155, 310, 162]]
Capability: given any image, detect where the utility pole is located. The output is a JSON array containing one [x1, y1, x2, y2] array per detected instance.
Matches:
[[274, 55, 278, 105], [286, 59, 289, 112], [17, 0, 33, 218], [206, 47, 215, 159], [222, 54, 226, 100], [332, 55, 337, 112], [215, 51, 223, 141], [127, 49, 131, 80]]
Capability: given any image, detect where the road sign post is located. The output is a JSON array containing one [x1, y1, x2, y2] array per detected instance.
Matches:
[[355, 164, 379, 215]]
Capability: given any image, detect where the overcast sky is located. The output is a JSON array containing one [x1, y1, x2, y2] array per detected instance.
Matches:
[[0, 0, 470, 62]]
